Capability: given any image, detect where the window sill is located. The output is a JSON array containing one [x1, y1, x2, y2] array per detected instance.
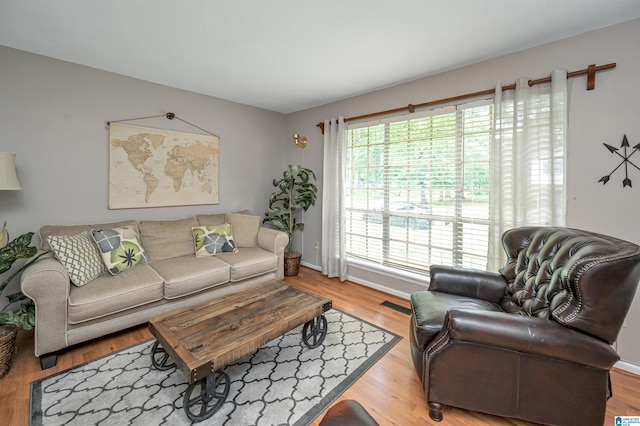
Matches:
[[346, 256, 430, 289]]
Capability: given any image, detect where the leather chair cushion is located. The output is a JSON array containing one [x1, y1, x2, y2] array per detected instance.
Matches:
[[410, 291, 502, 350]]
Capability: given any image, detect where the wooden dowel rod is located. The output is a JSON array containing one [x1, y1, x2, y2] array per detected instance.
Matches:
[[317, 62, 616, 132]]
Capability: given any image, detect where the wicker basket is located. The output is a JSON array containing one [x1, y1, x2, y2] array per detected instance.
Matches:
[[0, 323, 19, 378], [284, 252, 302, 276]]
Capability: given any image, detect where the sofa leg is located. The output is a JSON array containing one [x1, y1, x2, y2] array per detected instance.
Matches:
[[428, 402, 444, 422], [40, 353, 57, 370]]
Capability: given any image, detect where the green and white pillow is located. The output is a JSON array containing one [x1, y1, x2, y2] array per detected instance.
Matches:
[[91, 226, 149, 275], [192, 224, 238, 257], [48, 231, 108, 286]]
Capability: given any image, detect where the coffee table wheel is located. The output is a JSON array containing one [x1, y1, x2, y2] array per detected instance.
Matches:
[[150, 341, 176, 370], [302, 315, 328, 348], [183, 371, 230, 422]]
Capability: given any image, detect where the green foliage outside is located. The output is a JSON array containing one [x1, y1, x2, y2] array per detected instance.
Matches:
[[346, 106, 491, 208]]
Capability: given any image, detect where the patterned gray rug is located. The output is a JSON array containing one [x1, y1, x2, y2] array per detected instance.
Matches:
[[30, 309, 401, 425]]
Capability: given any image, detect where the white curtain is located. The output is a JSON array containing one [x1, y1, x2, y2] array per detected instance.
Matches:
[[487, 69, 568, 271], [321, 117, 348, 281]]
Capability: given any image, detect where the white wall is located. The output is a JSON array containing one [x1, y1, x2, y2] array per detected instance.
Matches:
[[285, 18, 640, 367]]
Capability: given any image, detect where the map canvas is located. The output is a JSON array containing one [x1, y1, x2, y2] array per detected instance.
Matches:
[[109, 123, 219, 209]]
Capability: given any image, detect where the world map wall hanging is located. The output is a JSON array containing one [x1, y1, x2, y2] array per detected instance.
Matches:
[[598, 134, 639, 188], [108, 122, 219, 209]]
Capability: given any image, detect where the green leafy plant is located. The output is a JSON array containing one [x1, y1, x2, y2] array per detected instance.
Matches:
[[263, 165, 318, 255], [0, 223, 49, 330]]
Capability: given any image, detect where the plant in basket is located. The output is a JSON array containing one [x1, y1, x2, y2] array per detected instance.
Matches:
[[263, 165, 317, 276], [0, 222, 49, 376]]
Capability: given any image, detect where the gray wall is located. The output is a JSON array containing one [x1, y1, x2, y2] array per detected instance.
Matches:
[[0, 45, 289, 231], [285, 18, 640, 369], [0, 44, 288, 295]]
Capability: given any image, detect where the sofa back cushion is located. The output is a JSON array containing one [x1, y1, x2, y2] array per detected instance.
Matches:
[[196, 213, 227, 226], [138, 217, 198, 261], [40, 220, 137, 251], [226, 213, 260, 247]]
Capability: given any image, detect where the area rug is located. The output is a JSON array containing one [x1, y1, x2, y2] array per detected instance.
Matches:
[[30, 309, 401, 425]]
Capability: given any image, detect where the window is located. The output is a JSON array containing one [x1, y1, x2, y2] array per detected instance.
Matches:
[[344, 102, 492, 274]]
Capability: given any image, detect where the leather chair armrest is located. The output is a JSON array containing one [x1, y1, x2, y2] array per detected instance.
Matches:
[[443, 309, 620, 369], [429, 265, 506, 303]]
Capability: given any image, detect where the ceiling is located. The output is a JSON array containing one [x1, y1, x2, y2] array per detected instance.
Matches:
[[2, 1, 640, 114]]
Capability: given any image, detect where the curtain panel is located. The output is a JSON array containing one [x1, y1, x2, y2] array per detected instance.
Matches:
[[321, 117, 348, 281], [487, 69, 568, 271]]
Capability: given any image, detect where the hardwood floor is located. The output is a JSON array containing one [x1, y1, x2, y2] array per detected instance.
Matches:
[[1, 266, 639, 425]]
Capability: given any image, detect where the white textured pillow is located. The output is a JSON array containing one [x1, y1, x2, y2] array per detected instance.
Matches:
[[48, 231, 107, 286]]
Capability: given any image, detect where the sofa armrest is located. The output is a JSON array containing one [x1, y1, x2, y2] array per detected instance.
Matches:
[[429, 265, 506, 303], [442, 309, 619, 369], [257, 227, 289, 279], [20, 254, 70, 357]]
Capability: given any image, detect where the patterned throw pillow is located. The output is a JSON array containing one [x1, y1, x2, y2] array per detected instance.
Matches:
[[91, 226, 149, 275], [192, 224, 238, 257], [48, 231, 108, 286]]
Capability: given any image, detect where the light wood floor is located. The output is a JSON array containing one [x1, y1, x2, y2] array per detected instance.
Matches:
[[1, 266, 639, 425]]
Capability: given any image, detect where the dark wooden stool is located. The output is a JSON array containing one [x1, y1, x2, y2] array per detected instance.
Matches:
[[319, 400, 379, 426]]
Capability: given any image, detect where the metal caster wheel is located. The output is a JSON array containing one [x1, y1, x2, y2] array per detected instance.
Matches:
[[302, 315, 328, 348], [150, 341, 176, 370], [183, 371, 230, 422]]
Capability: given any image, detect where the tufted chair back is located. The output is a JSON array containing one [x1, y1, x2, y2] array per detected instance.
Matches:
[[498, 226, 640, 344]]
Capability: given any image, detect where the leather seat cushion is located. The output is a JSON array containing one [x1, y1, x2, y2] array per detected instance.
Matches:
[[410, 291, 503, 350]]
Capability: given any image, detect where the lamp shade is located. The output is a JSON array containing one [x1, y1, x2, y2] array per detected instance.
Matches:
[[0, 152, 22, 190]]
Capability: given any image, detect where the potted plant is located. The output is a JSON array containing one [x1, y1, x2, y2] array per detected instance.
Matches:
[[263, 165, 317, 276], [0, 222, 48, 377]]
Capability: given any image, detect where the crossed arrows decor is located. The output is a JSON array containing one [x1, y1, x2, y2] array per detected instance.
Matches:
[[598, 134, 640, 188]]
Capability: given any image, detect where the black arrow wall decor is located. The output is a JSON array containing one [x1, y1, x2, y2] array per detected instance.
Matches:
[[598, 134, 640, 188]]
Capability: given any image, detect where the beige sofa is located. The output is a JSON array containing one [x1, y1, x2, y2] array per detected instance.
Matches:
[[20, 212, 288, 369]]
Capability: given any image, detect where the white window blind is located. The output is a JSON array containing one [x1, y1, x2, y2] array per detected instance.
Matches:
[[345, 103, 492, 274]]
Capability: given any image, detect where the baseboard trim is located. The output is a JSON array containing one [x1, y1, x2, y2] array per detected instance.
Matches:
[[615, 360, 640, 376], [300, 261, 411, 300]]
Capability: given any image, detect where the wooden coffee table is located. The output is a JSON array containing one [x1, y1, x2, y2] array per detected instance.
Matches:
[[148, 280, 332, 422]]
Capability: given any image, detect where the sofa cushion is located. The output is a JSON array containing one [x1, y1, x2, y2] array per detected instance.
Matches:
[[192, 224, 238, 257], [92, 226, 149, 275], [68, 264, 164, 324], [197, 213, 227, 226], [226, 213, 260, 247], [216, 247, 278, 281], [47, 231, 107, 286], [139, 217, 198, 261], [151, 255, 231, 299], [40, 220, 137, 251]]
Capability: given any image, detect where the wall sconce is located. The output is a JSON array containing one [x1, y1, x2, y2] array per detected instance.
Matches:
[[0, 152, 22, 190], [293, 134, 308, 149]]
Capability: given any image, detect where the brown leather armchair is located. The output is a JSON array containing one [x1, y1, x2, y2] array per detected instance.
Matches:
[[409, 226, 640, 425]]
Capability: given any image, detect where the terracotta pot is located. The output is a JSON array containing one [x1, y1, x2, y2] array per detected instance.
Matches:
[[284, 252, 302, 276]]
